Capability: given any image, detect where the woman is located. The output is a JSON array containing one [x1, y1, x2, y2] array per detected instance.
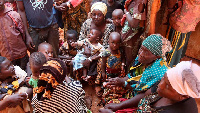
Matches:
[[121, 0, 147, 71], [100, 61, 199, 113], [55, 0, 90, 34], [32, 58, 87, 112], [79, 2, 114, 49], [78, 2, 114, 94], [100, 34, 171, 111], [105, 34, 172, 95]]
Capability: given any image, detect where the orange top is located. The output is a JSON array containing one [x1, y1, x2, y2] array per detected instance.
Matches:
[[169, 0, 200, 33]]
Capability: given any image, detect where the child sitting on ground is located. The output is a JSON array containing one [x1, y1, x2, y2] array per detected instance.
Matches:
[[112, 9, 124, 33], [58, 30, 78, 77], [28, 52, 46, 90], [0, 56, 32, 112], [72, 29, 105, 81], [101, 32, 125, 104]]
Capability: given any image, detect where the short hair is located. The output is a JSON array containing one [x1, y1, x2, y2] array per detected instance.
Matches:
[[29, 52, 47, 66], [91, 28, 103, 39], [0, 56, 6, 73], [66, 30, 78, 39], [38, 42, 53, 51]]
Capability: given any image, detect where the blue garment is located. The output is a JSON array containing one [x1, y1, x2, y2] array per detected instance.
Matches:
[[73, 52, 87, 71], [127, 57, 168, 95], [17, 0, 56, 28], [53, 7, 64, 28]]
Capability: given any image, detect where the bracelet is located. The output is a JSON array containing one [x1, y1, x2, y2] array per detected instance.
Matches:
[[124, 81, 128, 87], [126, 12, 130, 15], [88, 57, 92, 62]]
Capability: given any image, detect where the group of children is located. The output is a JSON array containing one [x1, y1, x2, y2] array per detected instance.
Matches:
[[0, 0, 146, 112]]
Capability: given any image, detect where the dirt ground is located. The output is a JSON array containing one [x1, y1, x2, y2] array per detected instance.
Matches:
[[82, 81, 103, 113]]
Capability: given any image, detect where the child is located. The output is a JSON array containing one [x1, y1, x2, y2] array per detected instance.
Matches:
[[0, 56, 32, 112], [38, 42, 54, 60], [58, 30, 78, 77], [0, 0, 28, 71], [28, 52, 46, 89], [72, 29, 105, 81], [26, 42, 53, 77], [112, 9, 124, 33], [101, 32, 125, 104], [59, 30, 78, 64]]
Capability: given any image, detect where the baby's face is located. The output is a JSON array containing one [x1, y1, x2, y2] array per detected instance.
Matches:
[[67, 34, 77, 47], [112, 13, 123, 27], [88, 29, 100, 42]]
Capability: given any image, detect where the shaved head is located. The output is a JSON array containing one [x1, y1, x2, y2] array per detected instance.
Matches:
[[112, 9, 124, 18]]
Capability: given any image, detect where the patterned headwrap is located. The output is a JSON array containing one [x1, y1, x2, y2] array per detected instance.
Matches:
[[142, 34, 172, 59], [167, 61, 200, 98], [34, 58, 67, 101], [91, 2, 107, 16]]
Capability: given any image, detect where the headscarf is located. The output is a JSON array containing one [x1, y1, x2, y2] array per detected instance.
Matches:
[[167, 61, 200, 98], [34, 58, 67, 101], [91, 2, 107, 16], [142, 34, 172, 59]]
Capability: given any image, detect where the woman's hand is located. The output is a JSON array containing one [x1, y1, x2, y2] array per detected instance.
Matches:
[[104, 103, 122, 112], [6, 93, 27, 108], [55, 5, 66, 11], [105, 77, 125, 87], [99, 108, 113, 113]]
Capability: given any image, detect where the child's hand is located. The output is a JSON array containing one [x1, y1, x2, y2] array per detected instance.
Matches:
[[25, 77, 31, 84], [25, 77, 31, 87], [71, 42, 77, 47], [6, 93, 27, 108]]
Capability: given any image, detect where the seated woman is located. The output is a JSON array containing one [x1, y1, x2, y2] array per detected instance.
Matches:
[[32, 58, 88, 112], [104, 34, 172, 96], [100, 61, 199, 113], [79, 2, 114, 49]]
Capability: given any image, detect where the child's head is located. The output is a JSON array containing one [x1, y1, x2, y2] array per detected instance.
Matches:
[[0, 56, 15, 80], [38, 42, 54, 60], [0, 0, 5, 12], [66, 30, 78, 47], [107, 0, 114, 3], [109, 32, 121, 51], [29, 52, 46, 78], [88, 29, 102, 42], [112, 9, 124, 27]]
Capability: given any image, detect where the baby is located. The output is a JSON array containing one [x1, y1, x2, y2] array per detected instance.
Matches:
[[59, 30, 78, 76], [112, 9, 124, 33], [72, 29, 105, 81], [28, 52, 46, 89]]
